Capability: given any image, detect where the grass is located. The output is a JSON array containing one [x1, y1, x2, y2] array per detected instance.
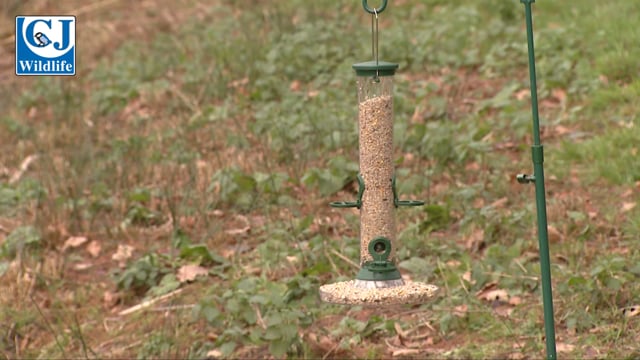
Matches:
[[1, 0, 639, 358]]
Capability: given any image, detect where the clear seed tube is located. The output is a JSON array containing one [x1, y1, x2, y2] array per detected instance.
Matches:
[[357, 75, 395, 266]]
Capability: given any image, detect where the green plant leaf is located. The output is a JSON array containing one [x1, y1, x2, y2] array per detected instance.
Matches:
[[147, 273, 181, 297], [179, 244, 225, 266], [219, 341, 236, 356], [1, 226, 41, 260], [201, 305, 221, 324], [268, 338, 290, 358], [263, 326, 281, 341]]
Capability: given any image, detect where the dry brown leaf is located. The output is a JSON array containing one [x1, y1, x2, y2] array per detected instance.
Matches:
[[62, 236, 88, 251], [622, 202, 637, 213], [490, 197, 508, 209], [475, 281, 498, 295], [177, 264, 209, 283], [554, 125, 571, 136], [212, 209, 224, 217], [453, 304, 468, 317], [228, 77, 248, 88], [73, 262, 93, 271], [103, 291, 120, 308], [556, 343, 575, 353], [206, 349, 223, 359], [446, 259, 461, 267], [465, 229, 485, 252], [508, 296, 522, 306], [515, 89, 529, 101], [465, 162, 481, 171], [552, 88, 567, 103], [289, 80, 302, 92], [493, 304, 514, 317], [462, 271, 473, 284], [598, 74, 609, 85], [86, 240, 102, 258], [548, 225, 564, 243], [508, 352, 526, 360], [620, 189, 633, 198], [225, 215, 251, 236], [112, 244, 134, 266], [623, 305, 639, 318], [224, 226, 250, 236], [478, 289, 510, 303]]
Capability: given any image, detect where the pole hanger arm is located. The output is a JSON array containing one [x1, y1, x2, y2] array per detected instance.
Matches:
[[362, 0, 387, 14]]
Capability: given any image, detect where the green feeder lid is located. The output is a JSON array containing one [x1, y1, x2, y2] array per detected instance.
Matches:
[[353, 60, 398, 77]]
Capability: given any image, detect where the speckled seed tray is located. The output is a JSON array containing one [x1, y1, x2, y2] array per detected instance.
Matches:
[[319, 280, 439, 306]]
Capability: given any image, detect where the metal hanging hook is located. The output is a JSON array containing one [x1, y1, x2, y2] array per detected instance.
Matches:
[[370, 7, 380, 81], [362, 0, 388, 14]]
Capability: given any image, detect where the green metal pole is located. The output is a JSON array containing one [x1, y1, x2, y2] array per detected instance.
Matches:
[[519, 1, 557, 359]]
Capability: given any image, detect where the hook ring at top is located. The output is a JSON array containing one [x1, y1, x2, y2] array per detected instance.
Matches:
[[362, 0, 387, 14]]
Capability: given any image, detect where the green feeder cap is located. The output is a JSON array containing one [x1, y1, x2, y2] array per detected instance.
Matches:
[[352, 60, 398, 77]]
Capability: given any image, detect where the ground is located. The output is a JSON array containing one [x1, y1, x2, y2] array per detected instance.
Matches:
[[1, 0, 640, 359]]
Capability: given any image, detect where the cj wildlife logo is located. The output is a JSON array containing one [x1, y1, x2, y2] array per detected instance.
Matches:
[[15, 16, 76, 76]]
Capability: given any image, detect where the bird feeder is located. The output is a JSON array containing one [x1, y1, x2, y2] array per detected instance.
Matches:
[[319, 0, 438, 306]]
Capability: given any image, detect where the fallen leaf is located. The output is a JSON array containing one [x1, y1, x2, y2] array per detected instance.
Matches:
[[490, 197, 508, 209], [548, 225, 564, 243], [623, 305, 639, 318], [224, 226, 250, 236], [556, 343, 575, 353], [508, 296, 522, 306], [453, 304, 468, 317], [112, 244, 134, 267], [103, 291, 120, 308], [620, 189, 633, 198], [494, 304, 514, 317], [554, 125, 571, 136], [73, 262, 93, 271], [622, 202, 637, 213], [515, 89, 529, 101], [552, 88, 567, 103], [478, 289, 510, 303], [86, 240, 101, 258], [227, 77, 248, 88], [465, 229, 485, 252], [289, 80, 302, 92], [475, 281, 498, 296], [206, 350, 223, 359], [177, 264, 209, 283], [225, 215, 251, 236], [62, 236, 88, 251], [212, 209, 224, 217], [446, 259, 461, 267], [598, 74, 608, 85], [462, 271, 473, 284], [465, 162, 480, 171]]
